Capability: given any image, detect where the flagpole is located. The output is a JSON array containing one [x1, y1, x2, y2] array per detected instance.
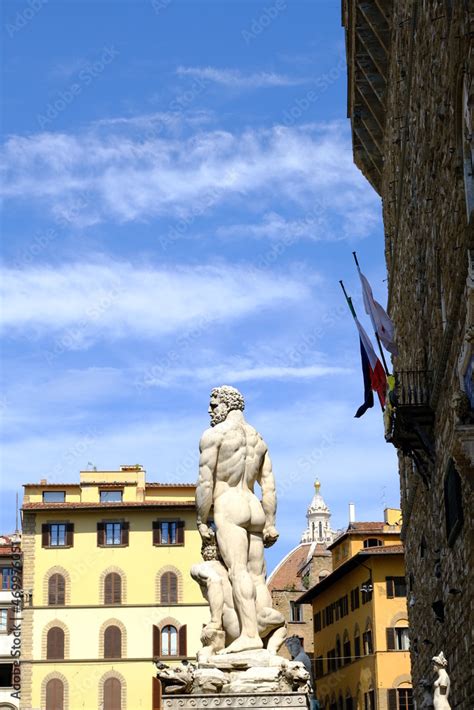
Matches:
[[339, 280, 356, 319], [352, 251, 391, 376]]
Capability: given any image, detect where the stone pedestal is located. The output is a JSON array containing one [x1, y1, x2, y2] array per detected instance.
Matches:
[[162, 692, 309, 708]]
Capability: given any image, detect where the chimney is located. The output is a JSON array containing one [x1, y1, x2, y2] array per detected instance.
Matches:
[[40, 479, 47, 485], [349, 503, 356, 525]]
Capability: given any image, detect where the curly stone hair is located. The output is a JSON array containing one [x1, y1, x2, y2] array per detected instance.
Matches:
[[211, 385, 245, 412]]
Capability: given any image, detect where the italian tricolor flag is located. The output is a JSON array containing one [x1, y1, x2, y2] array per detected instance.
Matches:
[[354, 317, 387, 418]]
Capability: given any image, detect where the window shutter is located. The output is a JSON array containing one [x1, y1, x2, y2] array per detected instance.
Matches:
[[161, 574, 169, 604], [153, 624, 161, 657], [46, 678, 64, 710], [121, 521, 129, 546], [179, 624, 187, 657], [170, 573, 178, 603], [152, 677, 162, 710], [104, 626, 121, 659], [104, 677, 121, 710], [386, 627, 396, 651], [57, 574, 65, 605], [47, 627, 65, 660], [42, 524, 50, 547], [97, 522, 105, 546], [7, 607, 14, 634], [152, 521, 160, 545], [104, 574, 112, 604], [177, 520, 185, 544], [66, 523, 74, 547], [386, 577, 395, 598], [113, 574, 121, 604], [387, 689, 397, 710]]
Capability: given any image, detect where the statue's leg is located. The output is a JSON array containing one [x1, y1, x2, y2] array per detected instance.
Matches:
[[216, 523, 262, 653]]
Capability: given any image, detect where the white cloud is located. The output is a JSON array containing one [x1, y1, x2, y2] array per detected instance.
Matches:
[[1, 122, 379, 229], [176, 66, 306, 88], [217, 211, 327, 241], [0, 260, 310, 343]]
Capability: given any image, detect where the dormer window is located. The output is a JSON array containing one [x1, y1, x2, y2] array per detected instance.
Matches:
[[100, 490, 123, 503], [363, 538, 383, 548], [43, 491, 65, 503]]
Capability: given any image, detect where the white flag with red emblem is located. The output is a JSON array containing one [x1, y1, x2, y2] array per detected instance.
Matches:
[[357, 265, 398, 356]]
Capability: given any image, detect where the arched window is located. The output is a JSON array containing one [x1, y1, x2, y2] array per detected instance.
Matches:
[[354, 624, 361, 658], [104, 572, 122, 605], [335, 635, 341, 669], [104, 677, 121, 710], [161, 625, 178, 656], [318, 521, 323, 539], [161, 572, 178, 604], [343, 630, 351, 665], [337, 694, 344, 710], [45, 678, 64, 710], [363, 538, 383, 548], [345, 691, 354, 710], [48, 574, 65, 606], [46, 627, 65, 660], [104, 626, 122, 659], [462, 72, 474, 221]]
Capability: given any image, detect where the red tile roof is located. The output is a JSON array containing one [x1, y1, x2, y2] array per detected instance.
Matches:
[[0, 547, 19, 556], [364, 543, 404, 554], [22, 501, 195, 510]]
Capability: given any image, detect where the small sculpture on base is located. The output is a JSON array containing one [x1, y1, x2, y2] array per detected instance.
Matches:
[[432, 652, 451, 709]]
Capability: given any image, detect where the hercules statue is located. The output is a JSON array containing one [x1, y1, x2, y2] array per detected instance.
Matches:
[[195, 385, 286, 655]]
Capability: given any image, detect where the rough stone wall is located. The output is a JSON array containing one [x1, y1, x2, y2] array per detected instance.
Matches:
[[380, 2, 473, 708]]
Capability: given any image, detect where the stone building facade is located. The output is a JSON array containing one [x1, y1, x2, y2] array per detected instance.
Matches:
[[343, 2, 473, 708], [267, 481, 335, 658]]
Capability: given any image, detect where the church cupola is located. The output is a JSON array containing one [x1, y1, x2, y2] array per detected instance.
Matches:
[[300, 479, 336, 545]]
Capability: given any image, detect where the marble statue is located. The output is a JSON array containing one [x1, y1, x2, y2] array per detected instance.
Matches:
[[191, 538, 286, 660], [195, 385, 285, 655], [285, 636, 314, 692], [432, 652, 451, 709]]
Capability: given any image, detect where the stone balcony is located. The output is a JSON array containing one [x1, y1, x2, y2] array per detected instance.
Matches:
[[342, 0, 393, 194]]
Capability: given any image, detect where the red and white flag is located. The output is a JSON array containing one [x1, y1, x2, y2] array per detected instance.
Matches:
[[357, 266, 398, 356]]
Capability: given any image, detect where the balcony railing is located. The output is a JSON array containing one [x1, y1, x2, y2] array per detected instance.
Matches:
[[395, 370, 432, 408]]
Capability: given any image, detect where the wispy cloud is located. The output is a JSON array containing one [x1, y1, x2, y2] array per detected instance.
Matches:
[[176, 66, 307, 89], [1, 121, 378, 229], [217, 211, 327, 241], [0, 260, 310, 344]]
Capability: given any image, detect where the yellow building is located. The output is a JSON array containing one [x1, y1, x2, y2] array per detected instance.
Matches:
[[298, 508, 413, 710], [20, 465, 208, 710]]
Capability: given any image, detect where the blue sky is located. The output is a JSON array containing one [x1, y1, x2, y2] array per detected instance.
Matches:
[[1, 0, 399, 572]]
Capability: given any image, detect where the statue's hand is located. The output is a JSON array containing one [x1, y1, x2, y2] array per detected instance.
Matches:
[[263, 525, 279, 548], [198, 523, 215, 544]]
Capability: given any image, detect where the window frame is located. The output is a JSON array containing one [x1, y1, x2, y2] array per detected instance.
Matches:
[[0, 568, 13, 591], [289, 601, 304, 623], [153, 519, 185, 546], [43, 491, 66, 503], [48, 573, 66, 606], [97, 520, 129, 547], [42, 522, 74, 549], [103, 625, 122, 659], [0, 609, 7, 634], [100, 489, 123, 503], [46, 626, 65, 660], [161, 624, 178, 656]]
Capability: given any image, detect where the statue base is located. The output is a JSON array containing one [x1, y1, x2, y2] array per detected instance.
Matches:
[[162, 691, 309, 708]]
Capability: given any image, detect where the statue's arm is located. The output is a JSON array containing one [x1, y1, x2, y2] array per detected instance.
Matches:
[[259, 447, 279, 547], [196, 429, 219, 539]]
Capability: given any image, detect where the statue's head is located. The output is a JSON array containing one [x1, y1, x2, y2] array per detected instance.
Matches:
[[432, 652, 448, 670], [285, 635, 303, 659], [209, 385, 245, 427], [201, 539, 220, 562]]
